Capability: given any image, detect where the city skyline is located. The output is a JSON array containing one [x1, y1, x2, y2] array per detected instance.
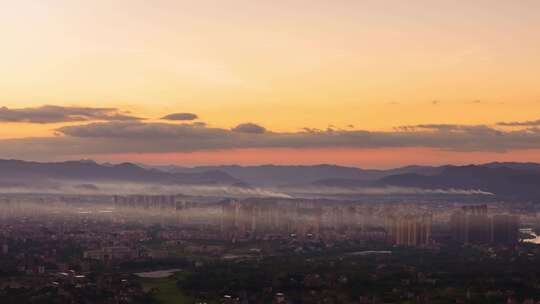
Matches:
[[1, 3, 538, 303]]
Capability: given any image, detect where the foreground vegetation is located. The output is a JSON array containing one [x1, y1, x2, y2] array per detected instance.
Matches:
[[129, 241, 540, 304]]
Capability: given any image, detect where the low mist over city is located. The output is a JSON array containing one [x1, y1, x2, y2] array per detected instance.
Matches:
[[3, 1, 540, 304]]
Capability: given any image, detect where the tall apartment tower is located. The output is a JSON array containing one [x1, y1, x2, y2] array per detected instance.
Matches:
[[450, 205, 490, 244], [451, 205, 518, 245], [387, 214, 432, 246], [491, 214, 519, 245]]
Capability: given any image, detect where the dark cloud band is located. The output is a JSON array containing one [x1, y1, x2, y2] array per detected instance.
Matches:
[[0, 107, 540, 159], [161, 113, 199, 121], [232, 123, 266, 134], [0, 120, 533, 159], [0, 105, 142, 123]]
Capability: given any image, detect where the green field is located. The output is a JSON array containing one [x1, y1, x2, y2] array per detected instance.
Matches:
[[140, 273, 194, 304]]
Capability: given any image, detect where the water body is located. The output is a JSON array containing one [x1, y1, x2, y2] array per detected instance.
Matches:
[[521, 228, 540, 244], [346, 251, 392, 256], [135, 269, 182, 278]]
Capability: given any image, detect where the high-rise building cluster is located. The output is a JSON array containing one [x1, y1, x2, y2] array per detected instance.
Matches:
[[111, 196, 437, 245], [113, 195, 179, 209], [450, 205, 519, 245], [386, 214, 432, 246], [220, 200, 326, 241], [219, 200, 433, 245]]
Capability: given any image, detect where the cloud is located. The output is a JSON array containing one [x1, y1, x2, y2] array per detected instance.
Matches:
[[395, 124, 499, 135], [1, 120, 540, 159], [497, 119, 540, 127], [161, 113, 198, 121], [58, 121, 228, 140], [0, 105, 142, 123], [231, 123, 266, 134]]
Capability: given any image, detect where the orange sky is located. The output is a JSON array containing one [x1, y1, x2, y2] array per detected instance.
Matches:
[[1, 1, 540, 167], [81, 148, 540, 169]]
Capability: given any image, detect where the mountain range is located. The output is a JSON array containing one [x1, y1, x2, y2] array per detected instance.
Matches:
[[1, 159, 540, 198], [150, 162, 540, 198], [0, 159, 243, 189]]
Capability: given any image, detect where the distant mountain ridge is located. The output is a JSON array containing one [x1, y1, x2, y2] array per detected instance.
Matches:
[[153, 162, 540, 198], [154, 164, 383, 187], [152, 164, 447, 187], [2, 159, 540, 199], [481, 162, 540, 171], [0, 159, 243, 186], [379, 165, 540, 198]]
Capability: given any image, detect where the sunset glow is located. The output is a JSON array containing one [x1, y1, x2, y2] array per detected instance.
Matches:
[[1, 1, 540, 167]]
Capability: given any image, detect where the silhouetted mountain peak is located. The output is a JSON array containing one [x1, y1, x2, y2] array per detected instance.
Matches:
[[380, 164, 540, 198], [0, 159, 242, 187]]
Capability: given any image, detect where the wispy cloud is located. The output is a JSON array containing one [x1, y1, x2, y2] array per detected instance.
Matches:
[[161, 113, 199, 121], [0, 105, 142, 124], [497, 119, 540, 127]]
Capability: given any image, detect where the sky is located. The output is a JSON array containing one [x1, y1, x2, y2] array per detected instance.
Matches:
[[1, 0, 540, 168]]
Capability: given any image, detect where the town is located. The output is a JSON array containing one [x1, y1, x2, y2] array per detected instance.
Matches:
[[0, 194, 538, 303]]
